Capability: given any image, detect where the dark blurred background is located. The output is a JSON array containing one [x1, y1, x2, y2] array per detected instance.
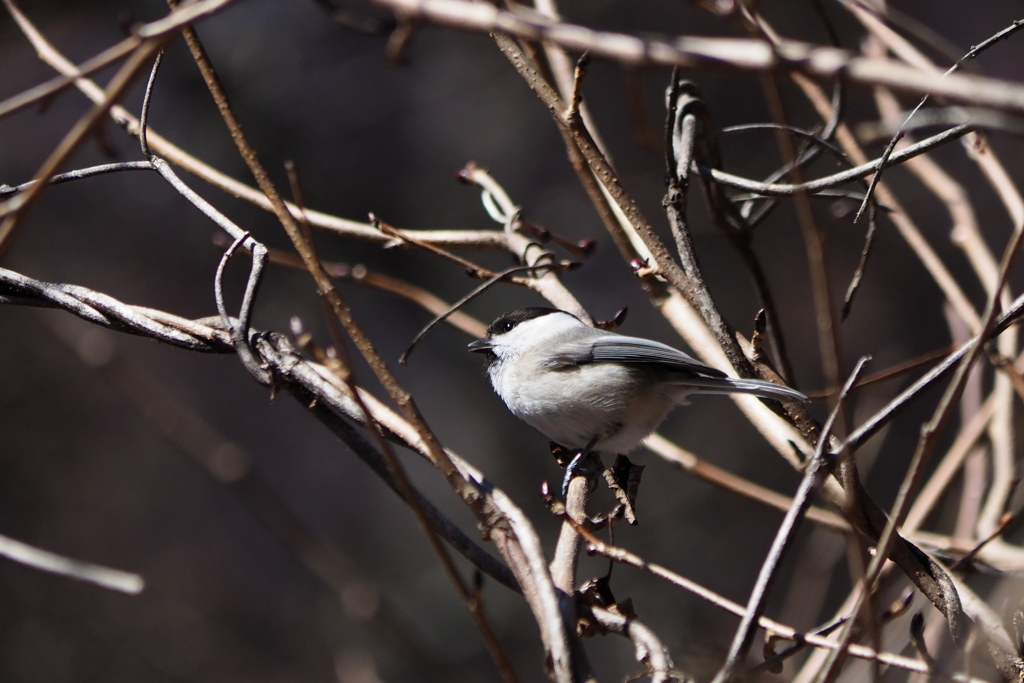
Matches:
[[2, 1, 1024, 681]]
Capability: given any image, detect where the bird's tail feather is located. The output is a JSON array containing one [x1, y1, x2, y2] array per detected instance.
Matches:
[[679, 376, 807, 402]]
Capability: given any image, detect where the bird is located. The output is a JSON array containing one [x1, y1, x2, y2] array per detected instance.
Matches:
[[468, 307, 806, 487]]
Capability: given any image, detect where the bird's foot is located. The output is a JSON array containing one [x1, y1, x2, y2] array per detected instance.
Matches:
[[561, 448, 602, 498]]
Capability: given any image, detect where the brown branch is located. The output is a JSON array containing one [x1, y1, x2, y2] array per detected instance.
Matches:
[[563, 518, 944, 676], [166, 7, 537, 679], [0, 33, 167, 254], [369, 0, 1024, 113]]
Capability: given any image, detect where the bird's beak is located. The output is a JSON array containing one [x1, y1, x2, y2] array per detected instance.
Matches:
[[467, 338, 492, 353]]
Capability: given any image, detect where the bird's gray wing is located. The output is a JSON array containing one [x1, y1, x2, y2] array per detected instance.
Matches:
[[555, 334, 727, 378]]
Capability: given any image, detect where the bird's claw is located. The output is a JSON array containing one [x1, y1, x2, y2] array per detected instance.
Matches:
[[561, 451, 586, 497], [561, 448, 603, 498]]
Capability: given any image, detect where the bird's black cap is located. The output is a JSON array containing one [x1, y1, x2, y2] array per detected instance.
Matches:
[[484, 307, 565, 338]]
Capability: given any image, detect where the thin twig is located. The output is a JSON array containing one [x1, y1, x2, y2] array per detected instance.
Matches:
[[702, 124, 970, 197], [711, 357, 869, 683], [0, 161, 154, 198], [400, 262, 567, 365], [791, 71, 981, 331], [0, 33, 167, 253], [850, 16, 1024, 222], [460, 163, 588, 319], [644, 434, 848, 532], [664, 79, 757, 376], [0, 34, 142, 120], [0, 533, 144, 594]]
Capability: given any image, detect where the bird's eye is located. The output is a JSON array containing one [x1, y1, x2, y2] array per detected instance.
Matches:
[[501, 321, 515, 332]]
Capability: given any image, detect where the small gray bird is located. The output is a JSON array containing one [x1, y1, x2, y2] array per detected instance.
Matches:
[[468, 308, 806, 464]]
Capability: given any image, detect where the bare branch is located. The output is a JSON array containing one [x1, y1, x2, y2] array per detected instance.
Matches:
[[369, 0, 1024, 113], [0, 533, 144, 595]]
